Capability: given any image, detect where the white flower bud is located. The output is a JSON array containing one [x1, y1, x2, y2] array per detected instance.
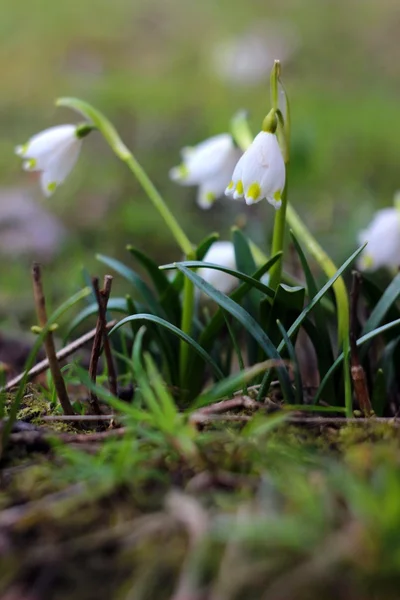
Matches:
[[16, 125, 84, 196], [169, 134, 242, 209], [225, 131, 285, 209], [358, 202, 400, 271], [199, 241, 238, 294]]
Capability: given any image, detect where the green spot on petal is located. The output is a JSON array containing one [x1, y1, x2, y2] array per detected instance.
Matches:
[[235, 180, 244, 195], [205, 191, 216, 204], [363, 254, 374, 269], [15, 143, 28, 156], [24, 158, 37, 171], [177, 164, 189, 179], [226, 180, 234, 191], [47, 182, 57, 194], [247, 182, 261, 201]]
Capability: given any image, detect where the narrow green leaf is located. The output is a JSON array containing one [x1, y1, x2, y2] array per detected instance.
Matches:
[[109, 313, 224, 381], [193, 359, 283, 409], [176, 265, 294, 404], [277, 319, 303, 404], [290, 230, 334, 378], [161, 261, 275, 299], [360, 271, 400, 360], [313, 316, 400, 404], [258, 244, 365, 402], [96, 253, 165, 316]]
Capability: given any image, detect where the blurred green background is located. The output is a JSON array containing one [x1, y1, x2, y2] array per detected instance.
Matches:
[[1, 0, 399, 321]]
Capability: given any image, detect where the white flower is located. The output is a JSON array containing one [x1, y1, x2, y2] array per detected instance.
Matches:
[[225, 131, 285, 208], [358, 200, 400, 271], [198, 241, 238, 294], [169, 134, 242, 209], [15, 124, 85, 197]]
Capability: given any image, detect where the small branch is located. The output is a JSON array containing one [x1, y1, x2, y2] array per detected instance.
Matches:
[[32, 263, 74, 416], [350, 271, 372, 415], [88, 276, 117, 414], [2, 321, 116, 393], [100, 275, 118, 396], [41, 414, 115, 422]]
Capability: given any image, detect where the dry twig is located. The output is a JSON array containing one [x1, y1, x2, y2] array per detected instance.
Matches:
[[32, 263, 74, 416], [350, 271, 372, 415], [2, 321, 116, 393], [88, 276, 117, 414]]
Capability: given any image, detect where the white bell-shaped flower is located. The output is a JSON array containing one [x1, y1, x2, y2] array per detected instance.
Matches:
[[169, 134, 242, 209], [358, 196, 400, 271], [225, 113, 285, 208], [198, 241, 238, 294], [15, 124, 87, 197]]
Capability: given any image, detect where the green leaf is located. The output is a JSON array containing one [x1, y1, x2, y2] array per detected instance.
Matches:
[[360, 271, 400, 360], [277, 319, 303, 404], [313, 316, 400, 405], [265, 283, 305, 347], [232, 227, 261, 365], [290, 230, 334, 378], [109, 313, 224, 382], [127, 245, 171, 296], [258, 244, 365, 402], [161, 261, 275, 299], [96, 253, 164, 316], [176, 265, 294, 404], [371, 367, 387, 417], [193, 359, 283, 409], [127, 245, 181, 324], [281, 245, 364, 347]]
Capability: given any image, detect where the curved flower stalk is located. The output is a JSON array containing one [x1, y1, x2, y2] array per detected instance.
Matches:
[[170, 134, 241, 209], [225, 111, 285, 208], [358, 194, 400, 271], [15, 124, 92, 196], [199, 241, 238, 294]]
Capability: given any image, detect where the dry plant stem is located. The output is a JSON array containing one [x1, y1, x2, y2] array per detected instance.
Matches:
[[32, 263, 74, 416], [350, 271, 372, 415], [100, 275, 118, 396], [2, 321, 116, 392], [88, 276, 117, 414]]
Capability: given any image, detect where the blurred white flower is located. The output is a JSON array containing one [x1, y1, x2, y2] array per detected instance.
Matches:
[[358, 196, 400, 271], [198, 241, 238, 294], [15, 124, 88, 197], [225, 131, 285, 208], [169, 134, 242, 209], [211, 22, 299, 87]]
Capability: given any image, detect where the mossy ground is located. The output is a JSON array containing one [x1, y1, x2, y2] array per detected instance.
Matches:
[[2, 388, 400, 599]]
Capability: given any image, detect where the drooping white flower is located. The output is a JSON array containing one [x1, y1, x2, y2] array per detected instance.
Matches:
[[358, 197, 400, 271], [169, 134, 242, 209], [15, 124, 88, 197], [225, 129, 285, 209], [198, 241, 238, 294]]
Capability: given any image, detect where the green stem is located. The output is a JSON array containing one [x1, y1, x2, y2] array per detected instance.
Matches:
[[286, 203, 352, 417], [56, 97, 193, 256], [179, 253, 196, 397], [269, 179, 289, 290]]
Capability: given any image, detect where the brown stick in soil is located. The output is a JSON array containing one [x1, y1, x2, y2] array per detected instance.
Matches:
[[350, 271, 372, 415], [32, 263, 74, 416], [100, 275, 118, 397], [88, 276, 117, 414], [2, 321, 117, 393]]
